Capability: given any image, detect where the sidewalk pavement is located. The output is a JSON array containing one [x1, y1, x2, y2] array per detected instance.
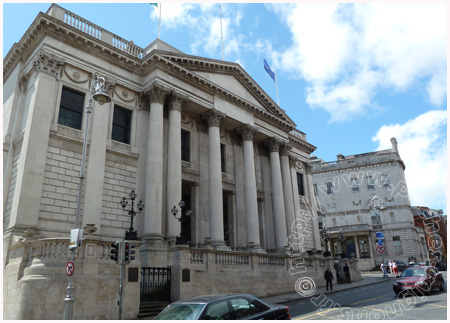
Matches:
[[260, 272, 393, 305]]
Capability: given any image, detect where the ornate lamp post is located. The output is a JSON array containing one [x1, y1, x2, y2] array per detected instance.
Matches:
[[338, 231, 347, 258], [64, 73, 111, 320], [321, 227, 331, 257], [120, 190, 144, 240], [171, 200, 192, 245]]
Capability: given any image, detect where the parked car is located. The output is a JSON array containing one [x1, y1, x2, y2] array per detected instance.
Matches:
[[384, 260, 407, 273], [393, 266, 445, 296], [153, 294, 290, 320]]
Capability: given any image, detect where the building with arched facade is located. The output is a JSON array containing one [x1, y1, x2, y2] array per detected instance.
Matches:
[[3, 4, 358, 320]]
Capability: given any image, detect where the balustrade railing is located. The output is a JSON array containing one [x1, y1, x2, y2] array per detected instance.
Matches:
[[63, 11, 102, 39]]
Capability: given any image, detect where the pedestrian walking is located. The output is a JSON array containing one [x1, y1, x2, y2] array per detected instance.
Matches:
[[393, 261, 398, 275], [324, 268, 334, 291], [343, 263, 351, 284], [380, 262, 385, 273], [388, 260, 393, 274]]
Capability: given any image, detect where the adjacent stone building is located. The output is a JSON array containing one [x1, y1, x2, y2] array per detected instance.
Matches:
[[3, 4, 352, 319], [311, 138, 428, 271]]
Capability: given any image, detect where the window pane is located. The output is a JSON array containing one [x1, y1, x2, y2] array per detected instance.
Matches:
[[181, 130, 190, 162], [112, 105, 132, 144], [230, 298, 264, 319], [58, 87, 85, 130], [297, 173, 305, 196], [204, 301, 233, 320], [220, 144, 226, 173]]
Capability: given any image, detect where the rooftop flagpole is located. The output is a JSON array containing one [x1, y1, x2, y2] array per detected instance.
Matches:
[[274, 70, 280, 106], [220, 5, 224, 60], [263, 59, 280, 106], [158, 3, 162, 39]]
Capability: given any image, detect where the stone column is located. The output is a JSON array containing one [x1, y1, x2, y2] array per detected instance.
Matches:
[[203, 109, 227, 249], [266, 138, 288, 251], [237, 125, 264, 252], [165, 93, 186, 241], [280, 144, 296, 237], [354, 236, 360, 258], [144, 83, 169, 240]]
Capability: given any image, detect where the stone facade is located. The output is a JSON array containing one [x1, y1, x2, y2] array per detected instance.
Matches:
[[2, 4, 352, 320], [311, 139, 428, 271]]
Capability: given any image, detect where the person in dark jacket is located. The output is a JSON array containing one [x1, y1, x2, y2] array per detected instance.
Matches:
[[343, 263, 351, 284], [324, 268, 334, 291]]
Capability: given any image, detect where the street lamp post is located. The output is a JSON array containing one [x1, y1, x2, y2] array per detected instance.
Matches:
[[64, 73, 111, 320], [120, 190, 145, 241], [171, 200, 192, 245], [338, 231, 347, 258], [321, 227, 331, 257]]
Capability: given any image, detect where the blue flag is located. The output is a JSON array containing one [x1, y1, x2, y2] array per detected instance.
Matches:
[[264, 59, 276, 82]]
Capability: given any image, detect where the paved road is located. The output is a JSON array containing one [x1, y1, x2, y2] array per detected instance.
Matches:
[[288, 272, 447, 320]]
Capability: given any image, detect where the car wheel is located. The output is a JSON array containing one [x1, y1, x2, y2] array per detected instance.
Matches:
[[439, 280, 445, 291]]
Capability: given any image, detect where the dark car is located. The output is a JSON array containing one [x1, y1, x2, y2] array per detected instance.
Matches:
[[393, 266, 445, 296], [154, 293, 290, 320], [384, 260, 407, 273]]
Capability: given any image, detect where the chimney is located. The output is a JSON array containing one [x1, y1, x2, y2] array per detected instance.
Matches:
[[390, 137, 399, 154]]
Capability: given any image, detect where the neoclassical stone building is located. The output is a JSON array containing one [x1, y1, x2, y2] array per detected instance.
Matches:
[[311, 138, 428, 271], [3, 4, 355, 320]]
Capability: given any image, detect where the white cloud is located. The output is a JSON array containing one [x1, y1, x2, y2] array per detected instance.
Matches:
[[372, 110, 447, 212], [269, 3, 447, 122]]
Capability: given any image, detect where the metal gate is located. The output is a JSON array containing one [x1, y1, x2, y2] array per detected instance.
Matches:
[[140, 266, 171, 301]]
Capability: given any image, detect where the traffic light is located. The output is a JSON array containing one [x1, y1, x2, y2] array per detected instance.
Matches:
[[123, 241, 136, 264], [111, 241, 121, 263]]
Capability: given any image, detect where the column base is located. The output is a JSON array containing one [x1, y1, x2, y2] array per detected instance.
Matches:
[[246, 243, 266, 254], [210, 241, 231, 251]]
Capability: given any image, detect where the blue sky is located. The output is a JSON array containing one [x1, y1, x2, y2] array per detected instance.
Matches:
[[2, 2, 447, 212]]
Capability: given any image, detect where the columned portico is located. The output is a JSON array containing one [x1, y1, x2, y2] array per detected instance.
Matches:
[[165, 93, 186, 241], [144, 83, 168, 240], [237, 125, 264, 252], [203, 108, 228, 249], [267, 138, 288, 251]]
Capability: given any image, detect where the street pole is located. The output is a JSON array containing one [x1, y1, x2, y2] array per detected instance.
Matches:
[[119, 240, 124, 320], [63, 74, 110, 320]]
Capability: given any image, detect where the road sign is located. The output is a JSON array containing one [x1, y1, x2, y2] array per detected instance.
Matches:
[[377, 239, 384, 245], [66, 262, 75, 276], [376, 245, 386, 253], [376, 232, 384, 239]]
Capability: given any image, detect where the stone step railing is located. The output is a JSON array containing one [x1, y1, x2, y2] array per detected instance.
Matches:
[[47, 4, 144, 59]]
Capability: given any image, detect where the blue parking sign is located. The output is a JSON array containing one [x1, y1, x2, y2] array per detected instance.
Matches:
[[376, 232, 384, 239], [377, 239, 384, 245]]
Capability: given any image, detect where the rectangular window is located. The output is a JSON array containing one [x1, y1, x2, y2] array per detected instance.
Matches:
[[181, 129, 190, 162], [352, 178, 359, 192], [112, 105, 132, 144], [358, 239, 369, 258], [58, 87, 85, 130], [393, 236, 403, 254], [297, 173, 305, 196], [327, 182, 333, 195], [382, 174, 390, 187], [313, 184, 318, 196], [367, 176, 375, 190], [220, 144, 226, 173]]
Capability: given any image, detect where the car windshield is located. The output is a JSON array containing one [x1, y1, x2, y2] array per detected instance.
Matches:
[[400, 267, 427, 277], [154, 304, 206, 320]]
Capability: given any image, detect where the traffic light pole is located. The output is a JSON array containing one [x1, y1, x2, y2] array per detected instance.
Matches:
[[119, 240, 125, 320]]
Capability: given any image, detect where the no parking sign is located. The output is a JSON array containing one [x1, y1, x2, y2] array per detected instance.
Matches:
[[66, 262, 75, 276]]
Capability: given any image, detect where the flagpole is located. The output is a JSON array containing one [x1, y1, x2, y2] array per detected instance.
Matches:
[[274, 70, 280, 106], [158, 3, 161, 39], [220, 5, 224, 60]]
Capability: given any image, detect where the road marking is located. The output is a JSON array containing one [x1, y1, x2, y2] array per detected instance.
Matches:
[[349, 293, 392, 305], [295, 308, 340, 320], [362, 306, 419, 320], [426, 304, 447, 308]]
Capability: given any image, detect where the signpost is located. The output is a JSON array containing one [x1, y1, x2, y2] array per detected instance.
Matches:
[[376, 232, 388, 278], [66, 262, 75, 276]]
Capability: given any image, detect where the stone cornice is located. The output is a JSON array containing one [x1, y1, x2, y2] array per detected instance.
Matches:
[[289, 133, 317, 155]]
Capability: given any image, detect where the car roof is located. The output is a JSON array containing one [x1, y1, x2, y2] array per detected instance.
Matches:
[[172, 293, 258, 305]]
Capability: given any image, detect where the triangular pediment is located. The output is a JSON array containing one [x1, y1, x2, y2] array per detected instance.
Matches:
[[147, 48, 296, 128]]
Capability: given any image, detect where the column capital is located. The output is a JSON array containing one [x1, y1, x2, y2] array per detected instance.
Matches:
[[18, 74, 29, 92], [265, 137, 282, 153], [32, 51, 65, 78], [280, 143, 292, 156], [147, 82, 170, 105], [236, 124, 258, 141], [202, 108, 226, 128], [289, 156, 299, 169], [169, 91, 188, 111]]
